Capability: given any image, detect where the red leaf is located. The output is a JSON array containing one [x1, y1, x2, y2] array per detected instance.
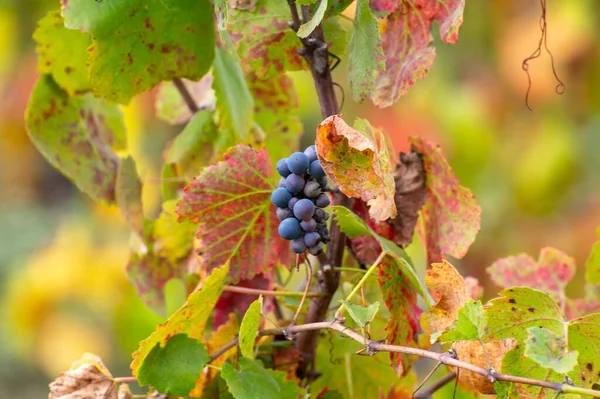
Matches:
[[410, 136, 481, 266], [347, 200, 392, 265], [371, 0, 465, 107], [176, 145, 292, 282], [213, 273, 273, 328]]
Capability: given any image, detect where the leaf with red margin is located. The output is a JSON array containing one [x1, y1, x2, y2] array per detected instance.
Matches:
[[176, 145, 292, 282], [410, 136, 481, 266], [213, 274, 273, 328], [487, 247, 575, 304], [370, 1, 465, 107]]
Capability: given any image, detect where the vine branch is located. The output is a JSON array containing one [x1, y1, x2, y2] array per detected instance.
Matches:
[[172, 77, 200, 114], [209, 321, 600, 398], [222, 285, 325, 298]]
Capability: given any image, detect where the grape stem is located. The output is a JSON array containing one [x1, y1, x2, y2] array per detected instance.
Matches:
[[172, 78, 200, 114]]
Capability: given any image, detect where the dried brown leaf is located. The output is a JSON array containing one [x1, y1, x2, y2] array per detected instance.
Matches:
[[49, 353, 116, 399]]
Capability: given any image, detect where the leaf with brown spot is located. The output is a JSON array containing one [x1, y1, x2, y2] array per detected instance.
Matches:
[[370, 0, 465, 107], [317, 115, 397, 221], [49, 353, 116, 399], [155, 76, 215, 125], [25, 75, 125, 203], [176, 145, 292, 283], [410, 136, 481, 266], [487, 247, 575, 305], [116, 156, 146, 238]]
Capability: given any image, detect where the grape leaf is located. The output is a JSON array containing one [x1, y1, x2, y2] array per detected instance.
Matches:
[[25, 75, 126, 203], [524, 327, 578, 374], [61, 0, 215, 104], [410, 136, 481, 266], [341, 300, 380, 328], [437, 300, 484, 343], [213, 274, 273, 328], [317, 116, 397, 221], [155, 76, 215, 125], [568, 313, 600, 389], [49, 353, 116, 399], [422, 260, 471, 337], [297, 0, 328, 38], [138, 334, 210, 397], [465, 276, 484, 300], [214, 0, 228, 30], [221, 358, 303, 399], [33, 9, 91, 95], [346, 199, 394, 265], [370, 1, 465, 107], [586, 228, 600, 284], [213, 47, 254, 141], [316, 388, 344, 399], [487, 247, 575, 305], [316, 0, 354, 16], [176, 145, 292, 282], [116, 156, 145, 238], [369, 0, 398, 16], [347, 0, 385, 102], [131, 264, 229, 375], [239, 296, 263, 359]]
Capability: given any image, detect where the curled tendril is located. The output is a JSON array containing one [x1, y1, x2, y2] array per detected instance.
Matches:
[[327, 330, 342, 365], [522, 0, 565, 110]]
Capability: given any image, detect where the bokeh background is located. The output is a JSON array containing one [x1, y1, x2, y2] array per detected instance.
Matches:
[[1, 1, 599, 397]]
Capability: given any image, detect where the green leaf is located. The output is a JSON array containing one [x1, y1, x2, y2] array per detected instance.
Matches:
[[131, 264, 229, 375], [341, 300, 379, 328], [25, 75, 126, 203], [155, 76, 215, 125], [116, 156, 145, 238], [567, 313, 600, 389], [138, 334, 209, 396], [221, 358, 303, 399], [214, 0, 229, 30], [347, 0, 385, 102], [62, 0, 215, 104], [586, 228, 600, 284], [438, 300, 484, 343], [297, 0, 328, 38], [524, 327, 578, 374], [33, 10, 91, 95], [213, 47, 254, 141], [239, 296, 263, 359]]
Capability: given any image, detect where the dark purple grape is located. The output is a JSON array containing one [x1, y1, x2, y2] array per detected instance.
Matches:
[[271, 188, 292, 208], [293, 199, 315, 221], [308, 243, 324, 255], [317, 177, 328, 190], [278, 218, 301, 240], [314, 209, 326, 222], [304, 145, 318, 163], [287, 152, 310, 174], [309, 160, 326, 179], [304, 232, 321, 247], [303, 180, 321, 198], [318, 226, 329, 238], [288, 197, 299, 210], [276, 158, 291, 177], [300, 218, 317, 232], [285, 174, 305, 194], [315, 193, 330, 208], [291, 238, 307, 254], [278, 178, 286, 188], [276, 207, 293, 221]]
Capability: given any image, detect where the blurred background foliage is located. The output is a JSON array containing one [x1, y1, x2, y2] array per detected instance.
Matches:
[[0, 0, 599, 397]]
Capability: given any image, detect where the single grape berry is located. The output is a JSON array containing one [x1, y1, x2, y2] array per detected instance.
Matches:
[[276, 158, 291, 177], [278, 218, 301, 240], [285, 174, 305, 195], [317, 177, 328, 190], [315, 193, 330, 208], [300, 218, 317, 232], [303, 180, 321, 198], [291, 237, 307, 254], [304, 232, 321, 247], [315, 208, 329, 221], [278, 178, 286, 188], [308, 243, 324, 255], [309, 160, 326, 179], [287, 152, 310, 174], [276, 207, 293, 221], [271, 188, 292, 208], [293, 199, 315, 221], [304, 145, 318, 163], [288, 197, 299, 210], [318, 226, 329, 238]]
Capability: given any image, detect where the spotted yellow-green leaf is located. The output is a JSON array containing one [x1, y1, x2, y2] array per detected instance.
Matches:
[[297, 0, 328, 38], [347, 0, 385, 102], [116, 156, 145, 238], [155, 76, 215, 125], [524, 327, 578, 374], [138, 334, 210, 397], [221, 358, 303, 399], [131, 264, 229, 375], [586, 228, 600, 284], [33, 9, 91, 95], [214, 0, 228, 30], [341, 300, 379, 328], [410, 136, 481, 266], [176, 145, 292, 283], [437, 300, 484, 343], [61, 0, 215, 104], [25, 75, 125, 203], [239, 296, 263, 359], [317, 116, 396, 221]]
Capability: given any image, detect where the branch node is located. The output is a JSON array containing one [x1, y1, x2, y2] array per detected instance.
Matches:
[[487, 368, 497, 383]]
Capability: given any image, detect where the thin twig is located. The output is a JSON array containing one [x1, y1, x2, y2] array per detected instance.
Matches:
[[413, 372, 456, 399], [209, 321, 600, 398], [113, 376, 137, 383], [291, 256, 313, 325], [172, 78, 200, 114], [223, 285, 325, 298]]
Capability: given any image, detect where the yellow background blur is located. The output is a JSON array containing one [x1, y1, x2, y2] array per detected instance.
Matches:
[[0, 1, 599, 397]]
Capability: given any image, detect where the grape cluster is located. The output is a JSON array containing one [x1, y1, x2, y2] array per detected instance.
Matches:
[[271, 145, 331, 255]]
